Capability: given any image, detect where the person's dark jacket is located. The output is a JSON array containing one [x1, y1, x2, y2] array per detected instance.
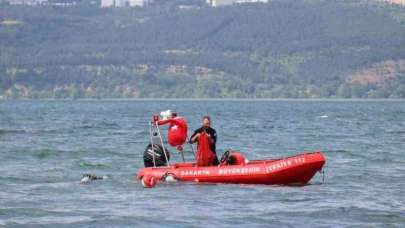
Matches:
[[190, 127, 217, 154]]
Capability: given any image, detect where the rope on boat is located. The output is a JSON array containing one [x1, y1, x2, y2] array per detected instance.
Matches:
[[161, 172, 178, 182], [320, 169, 325, 184]]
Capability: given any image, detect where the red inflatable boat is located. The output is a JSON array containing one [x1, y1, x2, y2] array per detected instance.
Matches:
[[137, 112, 326, 188]]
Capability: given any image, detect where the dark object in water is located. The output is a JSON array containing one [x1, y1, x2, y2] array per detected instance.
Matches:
[[80, 174, 107, 183]]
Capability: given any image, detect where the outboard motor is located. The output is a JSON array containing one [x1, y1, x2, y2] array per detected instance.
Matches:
[[143, 144, 170, 167]]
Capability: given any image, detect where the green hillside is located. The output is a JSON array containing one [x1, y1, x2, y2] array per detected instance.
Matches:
[[1, 0, 405, 98]]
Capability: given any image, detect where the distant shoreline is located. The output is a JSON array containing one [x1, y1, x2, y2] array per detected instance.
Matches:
[[1, 98, 405, 102]]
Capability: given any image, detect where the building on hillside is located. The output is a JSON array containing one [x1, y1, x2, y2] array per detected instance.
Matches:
[[128, 0, 148, 6], [101, 0, 152, 7], [385, 0, 405, 5], [6, 0, 47, 5], [101, 0, 114, 7], [206, 0, 269, 7], [374, 0, 405, 5]]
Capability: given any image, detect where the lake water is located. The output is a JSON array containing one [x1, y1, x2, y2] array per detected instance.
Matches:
[[1, 100, 404, 227]]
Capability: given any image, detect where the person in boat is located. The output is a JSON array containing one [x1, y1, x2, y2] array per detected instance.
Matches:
[[189, 116, 219, 166]]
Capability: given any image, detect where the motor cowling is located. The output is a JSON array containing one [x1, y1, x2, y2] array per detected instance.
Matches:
[[143, 144, 170, 167]]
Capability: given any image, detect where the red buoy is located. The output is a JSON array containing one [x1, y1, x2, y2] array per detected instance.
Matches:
[[141, 175, 157, 188], [157, 117, 188, 147]]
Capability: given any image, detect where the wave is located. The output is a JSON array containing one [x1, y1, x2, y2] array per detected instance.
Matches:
[[35, 149, 60, 159], [0, 129, 26, 135], [0, 208, 92, 226], [2, 148, 59, 160], [323, 149, 370, 159], [0, 175, 68, 185], [368, 157, 405, 165], [78, 121, 120, 130], [387, 130, 405, 135], [12, 147, 130, 161], [77, 161, 111, 169], [0, 176, 34, 183], [323, 149, 349, 153]]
